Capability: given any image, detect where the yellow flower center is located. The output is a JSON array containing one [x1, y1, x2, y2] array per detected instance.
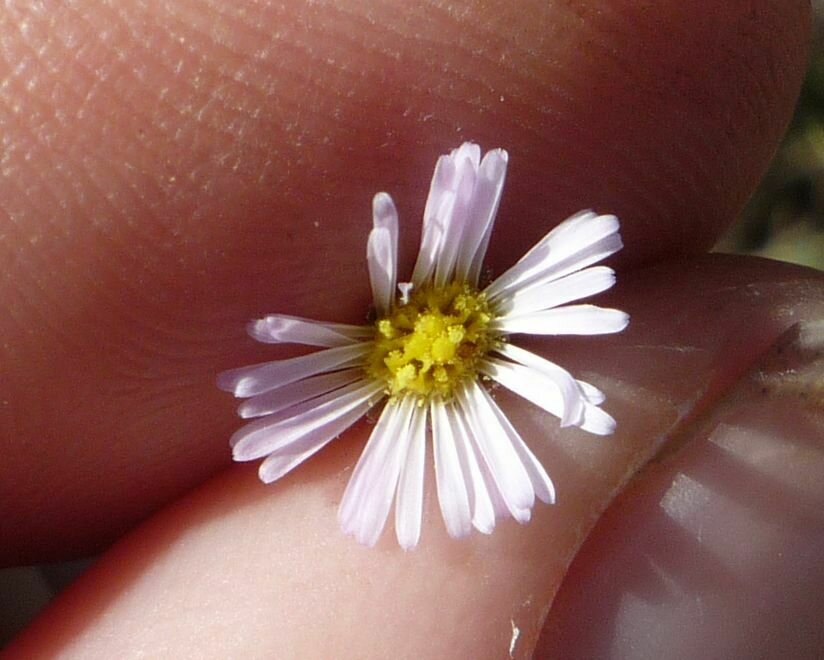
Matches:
[[367, 282, 499, 401]]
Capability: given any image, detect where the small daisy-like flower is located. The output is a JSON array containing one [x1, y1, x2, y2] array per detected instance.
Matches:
[[218, 143, 628, 549]]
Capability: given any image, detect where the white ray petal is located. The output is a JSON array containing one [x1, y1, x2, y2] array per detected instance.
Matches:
[[414, 143, 485, 288], [231, 378, 375, 451], [485, 212, 622, 302], [422, 154, 456, 232], [238, 368, 363, 419], [492, 344, 585, 426], [217, 342, 372, 398], [483, 358, 614, 435], [231, 380, 383, 460], [374, 191, 399, 264], [457, 383, 534, 522], [257, 398, 374, 483], [367, 226, 393, 315], [423, 192, 455, 285], [462, 149, 509, 285], [452, 142, 482, 168], [411, 153, 454, 286], [581, 402, 617, 435], [431, 399, 472, 538], [578, 380, 605, 404], [368, 193, 399, 317], [352, 404, 416, 548], [247, 314, 372, 347], [450, 407, 496, 534], [533, 232, 623, 288], [492, 305, 629, 336], [473, 446, 513, 519], [481, 388, 556, 504], [338, 402, 400, 528], [395, 403, 427, 550], [434, 152, 478, 287], [496, 266, 616, 317], [480, 358, 568, 424], [410, 218, 443, 287], [338, 398, 415, 545]]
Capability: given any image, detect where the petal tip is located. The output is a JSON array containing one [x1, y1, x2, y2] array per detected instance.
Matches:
[[236, 401, 255, 419], [397, 536, 420, 551], [372, 191, 396, 219], [513, 507, 532, 524], [258, 461, 280, 483], [216, 370, 243, 395], [616, 311, 631, 331]]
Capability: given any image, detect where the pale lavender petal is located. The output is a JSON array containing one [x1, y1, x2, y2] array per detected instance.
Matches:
[[411, 153, 454, 286], [451, 142, 482, 169], [485, 212, 622, 302], [414, 143, 485, 288], [238, 368, 363, 419], [395, 403, 427, 550], [461, 149, 509, 285], [431, 399, 472, 538], [535, 231, 623, 287], [247, 314, 372, 347], [373, 192, 399, 264], [434, 151, 479, 287], [232, 377, 374, 448], [257, 397, 374, 483], [482, 358, 613, 435], [450, 407, 495, 534], [481, 388, 556, 504], [581, 402, 617, 435], [457, 382, 534, 522], [496, 266, 616, 317], [410, 217, 443, 287], [491, 305, 630, 336], [367, 226, 393, 316], [231, 379, 383, 460], [485, 211, 600, 299], [217, 342, 372, 398], [423, 193, 455, 285], [475, 454, 512, 519], [449, 395, 511, 520], [338, 397, 415, 545], [578, 380, 606, 404], [368, 193, 399, 316], [492, 343, 585, 426], [480, 357, 568, 424], [368, 193, 400, 317], [338, 403, 399, 527], [422, 154, 456, 231], [351, 404, 415, 547]]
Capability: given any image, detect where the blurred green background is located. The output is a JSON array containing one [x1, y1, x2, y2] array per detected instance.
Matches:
[[716, 6, 824, 271]]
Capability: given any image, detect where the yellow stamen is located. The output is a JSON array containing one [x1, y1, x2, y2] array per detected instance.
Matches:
[[367, 282, 499, 401]]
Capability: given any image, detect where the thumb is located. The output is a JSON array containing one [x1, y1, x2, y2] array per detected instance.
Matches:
[[7, 258, 824, 659]]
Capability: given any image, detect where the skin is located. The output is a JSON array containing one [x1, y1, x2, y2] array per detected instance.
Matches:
[[0, 0, 820, 657]]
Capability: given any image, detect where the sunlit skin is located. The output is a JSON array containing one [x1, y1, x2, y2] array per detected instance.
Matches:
[[0, 1, 820, 658]]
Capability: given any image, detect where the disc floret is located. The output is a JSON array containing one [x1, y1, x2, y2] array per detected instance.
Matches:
[[367, 282, 499, 401]]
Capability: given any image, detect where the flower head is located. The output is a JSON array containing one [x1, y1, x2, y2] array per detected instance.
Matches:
[[218, 143, 629, 549]]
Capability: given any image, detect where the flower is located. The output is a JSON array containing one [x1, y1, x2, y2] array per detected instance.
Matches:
[[218, 143, 629, 549]]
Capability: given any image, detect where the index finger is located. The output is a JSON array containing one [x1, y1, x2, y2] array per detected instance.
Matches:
[[0, 0, 809, 564]]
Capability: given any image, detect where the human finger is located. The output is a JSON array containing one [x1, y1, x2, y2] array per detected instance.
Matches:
[[6, 256, 823, 658], [537, 317, 824, 657], [0, 0, 809, 564]]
